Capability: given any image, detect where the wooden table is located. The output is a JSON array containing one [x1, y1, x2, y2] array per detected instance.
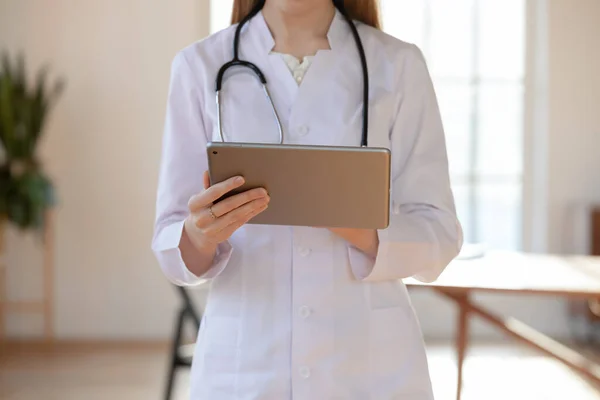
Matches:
[[405, 251, 600, 400]]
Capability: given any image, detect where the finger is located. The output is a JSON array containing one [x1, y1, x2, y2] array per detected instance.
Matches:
[[200, 175, 246, 207], [194, 189, 268, 229], [204, 197, 269, 234], [188, 175, 244, 212], [211, 187, 268, 217], [194, 194, 267, 232], [219, 199, 270, 235], [203, 171, 210, 190], [201, 199, 269, 245], [243, 200, 269, 222], [193, 188, 271, 228], [192, 204, 220, 230]]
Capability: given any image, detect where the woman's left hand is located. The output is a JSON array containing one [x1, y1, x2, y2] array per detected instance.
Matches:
[[329, 228, 379, 259]]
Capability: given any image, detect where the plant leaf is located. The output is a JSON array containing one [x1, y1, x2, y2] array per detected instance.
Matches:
[[1, 52, 11, 82], [0, 53, 63, 231], [0, 73, 16, 155]]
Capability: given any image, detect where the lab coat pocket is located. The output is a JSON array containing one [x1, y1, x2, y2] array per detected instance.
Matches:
[[367, 286, 433, 398], [369, 307, 406, 376], [368, 306, 424, 398], [202, 315, 240, 381]]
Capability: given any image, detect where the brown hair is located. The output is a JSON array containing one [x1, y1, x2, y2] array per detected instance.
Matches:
[[231, 0, 381, 30]]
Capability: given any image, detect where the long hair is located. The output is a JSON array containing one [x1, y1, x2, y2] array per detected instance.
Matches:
[[230, 0, 381, 30]]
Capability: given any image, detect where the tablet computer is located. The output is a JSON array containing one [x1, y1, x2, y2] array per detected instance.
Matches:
[[206, 142, 391, 229]]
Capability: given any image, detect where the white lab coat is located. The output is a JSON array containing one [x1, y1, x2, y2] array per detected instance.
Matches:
[[153, 10, 463, 400]]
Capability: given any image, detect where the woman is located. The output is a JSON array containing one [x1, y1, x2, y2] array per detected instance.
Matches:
[[152, 0, 463, 398]]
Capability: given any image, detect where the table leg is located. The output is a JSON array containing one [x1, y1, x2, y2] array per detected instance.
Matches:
[[435, 290, 600, 388], [455, 292, 470, 400], [464, 299, 600, 384]]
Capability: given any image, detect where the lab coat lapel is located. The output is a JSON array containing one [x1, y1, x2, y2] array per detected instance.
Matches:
[[247, 10, 353, 107], [289, 11, 354, 145], [284, 10, 353, 108], [247, 12, 299, 113], [243, 10, 354, 145]]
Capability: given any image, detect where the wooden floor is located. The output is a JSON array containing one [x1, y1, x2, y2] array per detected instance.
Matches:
[[1, 341, 599, 400]]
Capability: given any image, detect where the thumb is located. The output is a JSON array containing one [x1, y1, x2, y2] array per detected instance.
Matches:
[[203, 171, 210, 190]]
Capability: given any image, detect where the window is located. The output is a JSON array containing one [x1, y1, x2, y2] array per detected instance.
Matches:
[[209, 0, 526, 250], [210, 0, 234, 33], [382, 0, 526, 250]]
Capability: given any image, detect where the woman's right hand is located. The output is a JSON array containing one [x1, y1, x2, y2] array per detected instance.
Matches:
[[183, 171, 270, 255]]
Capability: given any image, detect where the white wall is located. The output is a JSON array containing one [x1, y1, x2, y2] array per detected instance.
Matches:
[[0, 0, 598, 341], [0, 0, 210, 339], [546, 0, 600, 253]]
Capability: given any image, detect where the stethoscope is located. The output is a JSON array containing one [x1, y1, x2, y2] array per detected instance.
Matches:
[[215, 0, 370, 147]]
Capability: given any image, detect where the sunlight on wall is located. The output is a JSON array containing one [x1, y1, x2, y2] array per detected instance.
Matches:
[[211, 0, 234, 33]]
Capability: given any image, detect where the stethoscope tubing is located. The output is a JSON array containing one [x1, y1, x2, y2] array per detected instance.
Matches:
[[215, 0, 369, 147]]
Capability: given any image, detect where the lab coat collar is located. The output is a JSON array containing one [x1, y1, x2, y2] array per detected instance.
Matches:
[[249, 8, 350, 54]]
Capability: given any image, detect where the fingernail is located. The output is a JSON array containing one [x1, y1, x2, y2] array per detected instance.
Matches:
[[236, 177, 244, 184]]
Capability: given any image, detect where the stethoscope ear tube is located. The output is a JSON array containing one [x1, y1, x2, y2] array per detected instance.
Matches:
[[232, 0, 266, 61], [333, 0, 347, 12], [333, 1, 370, 147]]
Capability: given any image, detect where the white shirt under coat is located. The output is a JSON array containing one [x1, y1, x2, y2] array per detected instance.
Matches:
[[152, 9, 463, 400]]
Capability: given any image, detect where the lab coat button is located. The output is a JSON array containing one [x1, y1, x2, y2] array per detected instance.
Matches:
[[299, 366, 311, 379], [296, 125, 309, 136], [299, 306, 311, 318], [298, 247, 311, 257]]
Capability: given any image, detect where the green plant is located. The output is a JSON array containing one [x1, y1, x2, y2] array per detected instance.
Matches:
[[0, 52, 65, 231]]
